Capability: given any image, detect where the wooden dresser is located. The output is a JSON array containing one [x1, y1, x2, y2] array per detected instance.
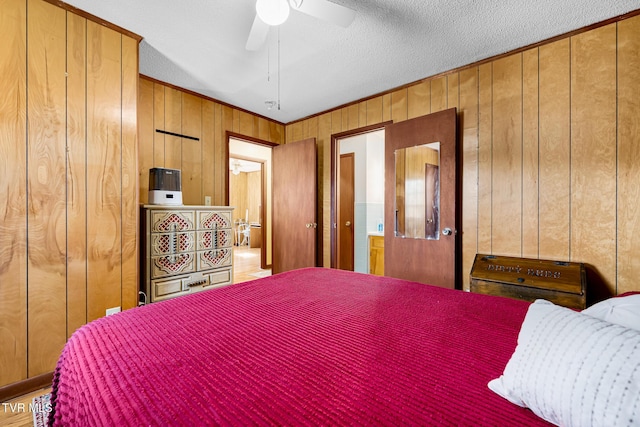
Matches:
[[469, 254, 587, 309], [141, 205, 235, 303]]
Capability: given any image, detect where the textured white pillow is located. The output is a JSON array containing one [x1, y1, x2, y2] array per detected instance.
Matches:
[[488, 299, 640, 427], [582, 294, 640, 331]]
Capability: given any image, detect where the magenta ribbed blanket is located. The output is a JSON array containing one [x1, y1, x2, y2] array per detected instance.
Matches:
[[49, 268, 550, 426]]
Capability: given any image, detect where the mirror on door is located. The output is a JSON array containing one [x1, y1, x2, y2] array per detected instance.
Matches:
[[394, 142, 440, 240]]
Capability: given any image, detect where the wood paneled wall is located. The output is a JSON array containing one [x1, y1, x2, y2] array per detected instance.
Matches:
[[138, 77, 284, 206], [230, 171, 262, 224], [0, 0, 138, 387], [230, 172, 249, 224], [286, 15, 640, 296]]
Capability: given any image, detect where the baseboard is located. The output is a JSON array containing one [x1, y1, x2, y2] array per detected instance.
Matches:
[[0, 372, 53, 402]]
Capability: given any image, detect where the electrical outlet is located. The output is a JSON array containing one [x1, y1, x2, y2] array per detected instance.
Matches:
[[106, 306, 121, 316], [204, 196, 212, 206]]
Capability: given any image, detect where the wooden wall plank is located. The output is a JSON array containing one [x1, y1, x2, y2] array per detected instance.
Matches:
[[340, 108, 349, 132], [269, 121, 282, 144], [27, 0, 67, 376], [407, 80, 430, 119], [431, 77, 447, 112], [539, 39, 571, 260], [491, 54, 522, 257], [477, 63, 493, 254], [164, 87, 182, 170], [345, 104, 358, 130], [239, 110, 254, 136], [153, 83, 165, 166], [618, 15, 640, 295], [289, 121, 303, 142], [229, 172, 248, 223], [391, 88, 407, 123], [358, 101, 367, 129], [331, 109, 342, 134], [202, 100, 215, 202], [232, 109, 240, 133], [366, 96, 383, 126], [121, 34, 138, 311], [446, 73, 459, 110], [182, 93, 203, 205], [318, 112, 332, 267], [0, 0, 27, 387], [284, 119, 292, 143], [213, 104, 225, 205], [258, 117, 270, 141], [382, 93, 392, 123], [138, 78, 154, 203], [306, 116, 318, 140], [220, 105, 233, 203], [522, 48, 539, 259], [459, 68, 479, 288], [253, 116, 260, 139], [86, 21, 122, 321], [570, 24, 617, 295], [247, 171, 261, 221], [66, 10, 88, 336]]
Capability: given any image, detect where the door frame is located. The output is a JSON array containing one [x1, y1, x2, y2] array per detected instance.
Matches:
[[226, 132, 277, 270], [330, 122, 391, 269]]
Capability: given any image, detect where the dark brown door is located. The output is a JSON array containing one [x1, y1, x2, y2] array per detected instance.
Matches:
[[385, 108, 458, 289], [272, 138, 317, 274], [337, 153, 354, 270]]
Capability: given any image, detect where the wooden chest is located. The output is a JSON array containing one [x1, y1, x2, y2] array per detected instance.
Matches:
[[469, 254, 587, 309]]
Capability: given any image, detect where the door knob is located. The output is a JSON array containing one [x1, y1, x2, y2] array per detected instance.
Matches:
[[442, 227, 452, 236], [345, 221, 351, 227], [306, 223, 318, 229]]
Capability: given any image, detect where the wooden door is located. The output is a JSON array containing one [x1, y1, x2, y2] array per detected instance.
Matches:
[[272, 138, 317, 274], [385, 108, 459, 289], [338, 153, 355, 270]]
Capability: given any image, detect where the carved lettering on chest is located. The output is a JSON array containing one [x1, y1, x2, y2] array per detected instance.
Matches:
[[486, 264, 562, 279]]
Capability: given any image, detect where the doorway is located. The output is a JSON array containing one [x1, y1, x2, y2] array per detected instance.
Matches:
[[229, 157, 265, 282], [228, 136, 274, 283], [332, 128, 385, 274]]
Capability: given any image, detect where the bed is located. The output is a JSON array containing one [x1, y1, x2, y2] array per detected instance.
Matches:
[[48, 267, 640, 426]]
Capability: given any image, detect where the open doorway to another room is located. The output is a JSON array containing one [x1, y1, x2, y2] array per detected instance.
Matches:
[[333, 128, 385, 275], [228, 137, 273, 283]]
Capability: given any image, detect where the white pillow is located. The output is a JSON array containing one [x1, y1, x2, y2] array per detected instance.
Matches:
[[582, 294, 640, 331], [488, 299, 640, 427]]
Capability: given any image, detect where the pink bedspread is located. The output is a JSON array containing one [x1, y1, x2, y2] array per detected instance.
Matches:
[[50, 268, 551, 426]]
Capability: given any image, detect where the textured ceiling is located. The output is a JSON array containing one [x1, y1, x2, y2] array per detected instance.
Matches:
[[63, 0, 639, 123]]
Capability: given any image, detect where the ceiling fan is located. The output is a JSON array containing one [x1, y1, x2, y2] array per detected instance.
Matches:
[[246, 0, 356, 51]]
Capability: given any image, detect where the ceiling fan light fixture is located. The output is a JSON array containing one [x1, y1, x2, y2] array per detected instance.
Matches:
[[256, 0, 290, 26]]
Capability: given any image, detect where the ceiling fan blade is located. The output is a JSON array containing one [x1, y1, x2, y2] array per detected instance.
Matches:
[[246, 15, 270, 51], [293, 0, 355, 28]]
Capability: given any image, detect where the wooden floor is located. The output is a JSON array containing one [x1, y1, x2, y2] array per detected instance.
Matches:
[[0, 246, 270, 427], [0, 387, 50, 427], [233, 245, 272, 283]]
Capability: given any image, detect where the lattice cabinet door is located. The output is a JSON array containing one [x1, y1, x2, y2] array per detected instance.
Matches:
[[151, 211, 195, 232]]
